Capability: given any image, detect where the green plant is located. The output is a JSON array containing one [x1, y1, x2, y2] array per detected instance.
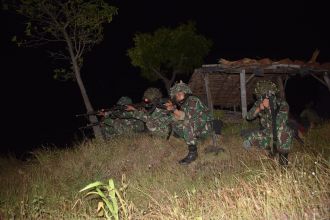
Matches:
[[80, 179, 127, 220]]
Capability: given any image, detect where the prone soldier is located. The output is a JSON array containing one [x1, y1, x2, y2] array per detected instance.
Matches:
[[126, 88, 172, 138]]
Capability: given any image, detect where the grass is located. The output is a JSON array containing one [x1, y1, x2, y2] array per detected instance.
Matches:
[[0, 123, 329, 219]]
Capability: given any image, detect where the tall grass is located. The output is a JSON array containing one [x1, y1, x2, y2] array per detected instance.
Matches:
[[0, 124, 329, 219]]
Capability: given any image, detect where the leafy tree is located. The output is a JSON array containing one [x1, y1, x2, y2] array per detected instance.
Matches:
[[128, 22, 212, 93], [9, 0, 118, 139]]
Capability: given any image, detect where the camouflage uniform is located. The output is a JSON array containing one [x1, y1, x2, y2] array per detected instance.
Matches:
[[170, 81, 213, 164], [102, 96, 145, 138], [128, 88, 172, 138], [171, 96, 213, 146], [243, 80, 293, 165]]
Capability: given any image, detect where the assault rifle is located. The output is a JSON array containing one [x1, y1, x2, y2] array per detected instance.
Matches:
[[76, 103, 146, 118], [75, 108, 112, 117], [78, 121, 113, 130]]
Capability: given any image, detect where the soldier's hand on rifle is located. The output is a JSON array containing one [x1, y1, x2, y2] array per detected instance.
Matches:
[[253, 101, 263, 116], [126, 105, 136, 111], [96, 109, 106, 116], [165, 100, 175, 111], [262, 98, 270, 109], [173, 109, 185, 120]]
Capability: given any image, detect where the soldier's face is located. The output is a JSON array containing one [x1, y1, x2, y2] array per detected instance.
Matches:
[[175, 92, 185, 101]]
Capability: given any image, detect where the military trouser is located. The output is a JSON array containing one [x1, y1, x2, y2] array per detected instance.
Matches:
[[244, 128, 293, 152], [172, 119, 212, 145], [129, 110, 171, 138], [102, 117, 145, 137]]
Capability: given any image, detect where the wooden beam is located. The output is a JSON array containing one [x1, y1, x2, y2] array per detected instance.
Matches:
[[308, 49, 320, 63], [240, 69, 247, 118], [310, 73, 328, 87], [324, 72, 330, 91], [246, 73, 255, 84]]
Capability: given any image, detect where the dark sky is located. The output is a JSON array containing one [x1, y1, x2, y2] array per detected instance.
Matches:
[[1, 0, 329, 155]]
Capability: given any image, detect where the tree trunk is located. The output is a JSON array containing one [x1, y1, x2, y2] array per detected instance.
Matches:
[[151, 68, 176, 95], [62, 30, 103, 140]]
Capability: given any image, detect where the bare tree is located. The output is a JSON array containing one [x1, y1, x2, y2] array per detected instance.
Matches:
[[11, 0, 118, 139]]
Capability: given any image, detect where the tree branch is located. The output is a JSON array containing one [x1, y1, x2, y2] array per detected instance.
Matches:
[[151, 67, 169, 83], [170, 70, 178, 86]]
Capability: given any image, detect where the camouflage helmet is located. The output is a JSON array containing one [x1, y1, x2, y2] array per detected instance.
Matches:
[[170, 80, 192, 98], [254, 80, 279, 98], [116, 96, 133, 106], [143, 87, 162, 102]]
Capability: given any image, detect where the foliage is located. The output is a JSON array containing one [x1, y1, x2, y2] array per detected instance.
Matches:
[[128, 22, 212, 91], [0, 124, 329, 219], [11, 0, 118, 80], [79, 179, 128, 220]]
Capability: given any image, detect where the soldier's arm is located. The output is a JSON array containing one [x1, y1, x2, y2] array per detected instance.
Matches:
[[184, 96, 200, 120], [170, 96, 202, 121], [246, 100, 262, 120]]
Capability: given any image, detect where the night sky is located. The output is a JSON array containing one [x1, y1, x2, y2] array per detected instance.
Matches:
[[1, 0, 329, 155]]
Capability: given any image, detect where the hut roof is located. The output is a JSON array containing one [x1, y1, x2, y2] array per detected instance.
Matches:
[[189, 57, 330, 108]]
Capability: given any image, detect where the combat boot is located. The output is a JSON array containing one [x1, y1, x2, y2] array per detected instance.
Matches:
[[279, 152, 289, 166], [179, 145, 198, 165]]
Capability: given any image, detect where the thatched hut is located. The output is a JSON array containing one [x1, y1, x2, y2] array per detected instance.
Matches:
[[189, 51, 330, 118]]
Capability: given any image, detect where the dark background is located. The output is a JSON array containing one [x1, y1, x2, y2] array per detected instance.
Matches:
[[1, 0, 329, 156]]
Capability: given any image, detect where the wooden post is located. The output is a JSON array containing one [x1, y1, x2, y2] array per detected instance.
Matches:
[[240, 69, 247, 118], [284, 75, 289, 89], [204, 73, 214, 113], [324, 72, 330, 91], [277, 76, 286, 100], [203, 73, 217, 146]]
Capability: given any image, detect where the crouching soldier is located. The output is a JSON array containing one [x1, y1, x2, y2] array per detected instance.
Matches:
[[167, 81, 213, 165], [243, 80, 293, 166]]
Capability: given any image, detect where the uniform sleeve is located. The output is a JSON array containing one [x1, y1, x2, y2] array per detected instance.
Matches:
[[246, 100, 261, 120], [129, 110, 148, 122], [183, 97, 212, 121]]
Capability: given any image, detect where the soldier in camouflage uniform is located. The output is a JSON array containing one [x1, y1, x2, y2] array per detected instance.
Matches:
[[167, 81, 213, 165], [126, 88, 172, 138], [102, 96, 145, 139], [243, 80, 293, 166]]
